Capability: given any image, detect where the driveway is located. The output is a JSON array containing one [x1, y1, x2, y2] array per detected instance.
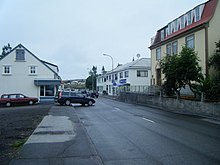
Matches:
[[0, 103, 53, 165]]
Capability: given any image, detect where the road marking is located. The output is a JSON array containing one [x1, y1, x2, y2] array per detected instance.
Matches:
[[201, 118, 220, 125], [142, 117, 155, 123]]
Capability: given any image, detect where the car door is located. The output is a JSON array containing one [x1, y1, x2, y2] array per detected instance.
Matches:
[[17, 94, 27, 104], [9, 94, 19, 105], [70, 92, 77, 103]]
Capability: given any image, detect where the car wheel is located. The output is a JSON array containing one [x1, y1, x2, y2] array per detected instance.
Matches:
[[29, 100, 34, 105], [88, 100, 93, 106], [65, 100, 71, 106], [6, 102, 11, 107]]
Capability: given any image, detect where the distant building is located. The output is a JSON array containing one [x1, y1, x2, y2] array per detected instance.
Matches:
[[96, 58, 151, 96], [149, 0, 220, 86], [0, 44, 61, 101]]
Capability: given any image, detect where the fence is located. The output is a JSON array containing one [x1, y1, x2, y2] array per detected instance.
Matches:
[[118, 85, 161, 95]]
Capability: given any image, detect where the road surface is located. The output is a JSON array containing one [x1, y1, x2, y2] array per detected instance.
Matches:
[[74, 97, 220, 165]]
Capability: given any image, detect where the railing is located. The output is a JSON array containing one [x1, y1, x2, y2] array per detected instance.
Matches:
[[118, 85, 162, 95]]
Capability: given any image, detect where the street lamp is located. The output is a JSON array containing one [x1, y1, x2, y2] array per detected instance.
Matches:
[[103, 54, 114, 70]]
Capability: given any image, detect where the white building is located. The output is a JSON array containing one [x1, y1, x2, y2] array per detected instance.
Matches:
[[96, 58, 151, 96], [0, 44, 61, 101]]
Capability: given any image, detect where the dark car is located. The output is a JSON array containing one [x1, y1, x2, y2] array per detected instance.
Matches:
[[55, 91, 95, 106], [89, 91, 99, 98], [0, 93, 38, 107]]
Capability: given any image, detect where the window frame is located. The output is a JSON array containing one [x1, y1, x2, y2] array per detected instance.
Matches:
[[3, 65, 12, 75], [29, 66, 37, 75], [156, 47, 161, 60], [124, 71, 129, 78], [137, 70, 148, 77], [119, 72, 123, 78], [166, 43, 171, 56], [172, 41, 178, 55], [186, 34, 195, 49], [16, 49, 25, 61]]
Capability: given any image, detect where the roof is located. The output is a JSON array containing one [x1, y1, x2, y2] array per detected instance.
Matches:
[[0, 43, 60, 78], [149, 0, 218, 49], [108, 58, 151, 74]]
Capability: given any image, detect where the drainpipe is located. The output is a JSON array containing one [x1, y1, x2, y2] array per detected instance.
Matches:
[[205, 23, 209, 77]]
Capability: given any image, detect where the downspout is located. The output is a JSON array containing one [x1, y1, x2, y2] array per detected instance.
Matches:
[[205, 23, 209, 77]]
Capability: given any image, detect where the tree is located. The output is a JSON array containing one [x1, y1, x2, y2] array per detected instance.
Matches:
[[200, 40, 220, 100], [85, 66, 98, 90], [161, 46, 203, 99]]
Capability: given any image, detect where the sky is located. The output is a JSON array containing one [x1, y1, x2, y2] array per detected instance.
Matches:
[[0, 0, 206, 80]]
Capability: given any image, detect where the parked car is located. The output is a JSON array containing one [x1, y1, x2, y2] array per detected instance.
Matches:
[[0, 93, 38, 107], [55, 90, 95, 106], [89, 91, 99, 98]]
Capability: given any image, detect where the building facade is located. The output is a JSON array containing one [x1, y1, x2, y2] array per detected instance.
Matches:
[[149, 0, 220, 86], [96, 58, 151, 96], [0, 44, 61, 101]]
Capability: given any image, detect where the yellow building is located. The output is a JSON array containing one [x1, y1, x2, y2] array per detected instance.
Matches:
[[149, 0, 220, 86]]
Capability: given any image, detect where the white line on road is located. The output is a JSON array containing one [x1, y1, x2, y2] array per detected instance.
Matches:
[[142, 117, 155, 123], [114, 107, 121, 111]]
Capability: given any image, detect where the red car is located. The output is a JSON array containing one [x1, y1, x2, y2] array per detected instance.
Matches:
[[0, 93, 38, 107]]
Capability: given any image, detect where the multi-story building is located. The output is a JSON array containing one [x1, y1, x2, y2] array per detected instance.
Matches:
[[149, 0, 220, 86], [0, 43, 61, 101], [96, 58, 151, 96]]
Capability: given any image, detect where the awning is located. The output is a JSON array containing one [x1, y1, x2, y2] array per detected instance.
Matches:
[[34, 79, 61, 86]]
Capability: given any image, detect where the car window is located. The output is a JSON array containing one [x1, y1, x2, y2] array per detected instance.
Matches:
[[62, 92, 69, 96], [1, 95, 8, 98], [17, 94, 25, 98], [9, 95, 16, 98], [70, 92, 76, 96]]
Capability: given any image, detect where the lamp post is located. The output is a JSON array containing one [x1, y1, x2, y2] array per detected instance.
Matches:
[[103, 54, 114, 70]]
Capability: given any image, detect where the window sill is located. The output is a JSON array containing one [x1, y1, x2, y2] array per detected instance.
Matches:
[[15, 60, 26, 62], [2, 74, 12, 76], [29, 74, 37, 76]]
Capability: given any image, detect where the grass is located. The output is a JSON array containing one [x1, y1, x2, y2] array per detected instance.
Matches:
[[10, 139, 26, 150]]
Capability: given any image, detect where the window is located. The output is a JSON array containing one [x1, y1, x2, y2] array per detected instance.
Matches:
[[161, 30, 165, 41], [120, 72, 123, 78], [137, 70, 148, 77], [115, 73, 118, 80], [124, 71, 129, 78], [166, 44, 171, 56], [195, 7, 199, 21], [186, 35, 194, 49], [40, 85, 55, 96], [172, 41, 178, 55], [180, 16, 185, 29], [109, 75, 111, 80], [3, 65, 11, 74], [29, 66, 37, 75], [156, 48, 161, 60], [187, 11, 192, 25], [16, 49, 25, 61]]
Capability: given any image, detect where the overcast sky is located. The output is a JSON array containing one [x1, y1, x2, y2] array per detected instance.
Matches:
[[0, 0, 206, 80]]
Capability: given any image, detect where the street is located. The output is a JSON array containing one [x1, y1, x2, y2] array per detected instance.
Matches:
[[75, 97, 220, 165]]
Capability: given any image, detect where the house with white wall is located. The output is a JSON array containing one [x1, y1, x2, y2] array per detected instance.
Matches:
[[96, 58, 151, 96], [0, 43, 61, 101]]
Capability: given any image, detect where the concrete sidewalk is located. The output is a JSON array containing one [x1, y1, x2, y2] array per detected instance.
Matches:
[[10, 105, 103, 165]]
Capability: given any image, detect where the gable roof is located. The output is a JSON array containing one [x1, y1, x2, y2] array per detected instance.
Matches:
[[149, 0, 218, 49], [108, 58, 151, 74], [0, 43, 60, 78]]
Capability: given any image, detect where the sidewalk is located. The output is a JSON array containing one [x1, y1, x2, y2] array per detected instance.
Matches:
[[10, 105, 103, 165]]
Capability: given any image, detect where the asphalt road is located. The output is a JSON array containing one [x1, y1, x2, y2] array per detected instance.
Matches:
[[75, 97, 220, 165], [0, 103, 52, 165]]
